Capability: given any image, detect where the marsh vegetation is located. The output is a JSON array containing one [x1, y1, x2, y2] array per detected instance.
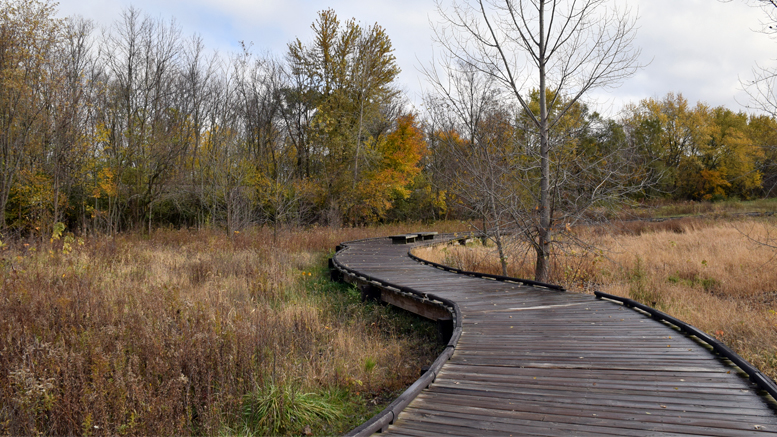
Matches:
[[0, 224, 463, 435]]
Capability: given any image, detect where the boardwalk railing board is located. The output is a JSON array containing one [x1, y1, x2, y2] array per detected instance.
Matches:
[[595, 290, 777, 402]]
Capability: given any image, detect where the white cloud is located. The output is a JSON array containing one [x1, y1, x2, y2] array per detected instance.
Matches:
[[55, 0, 777, 114], [619, 0, 773, 108]]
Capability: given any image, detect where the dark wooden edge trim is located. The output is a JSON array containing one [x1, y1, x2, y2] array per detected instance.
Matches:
[[332, 239, 463, 437], [594, 290, 777, 401], [408, 234, 566, 291]]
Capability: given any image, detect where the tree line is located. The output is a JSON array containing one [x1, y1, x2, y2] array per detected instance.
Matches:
[[0, 1, 429, 237], [1, 0, 776, 242]]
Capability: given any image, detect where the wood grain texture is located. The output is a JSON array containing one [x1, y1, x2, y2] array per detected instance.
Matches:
[[335, 236, 777, 436]]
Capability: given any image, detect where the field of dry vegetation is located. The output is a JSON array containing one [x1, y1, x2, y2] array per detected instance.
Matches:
[[414, 215, 777, 380], [0, 223, 463, 436]]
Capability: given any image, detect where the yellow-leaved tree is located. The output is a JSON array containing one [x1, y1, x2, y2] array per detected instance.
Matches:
[[625, 93, 764, 200], [352, 114, 426, 222], [0, 0, 60, 231], [623, 93, 713, 196], [286, 9, 401, 223], [685, 108, 763, 200], [747, 114, 777, 197]]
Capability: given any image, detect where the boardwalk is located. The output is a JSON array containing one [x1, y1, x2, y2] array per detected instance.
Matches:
[[333, 234, 777, 436]]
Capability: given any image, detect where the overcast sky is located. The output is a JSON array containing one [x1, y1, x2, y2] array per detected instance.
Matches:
[[56, 0, 776, 117]]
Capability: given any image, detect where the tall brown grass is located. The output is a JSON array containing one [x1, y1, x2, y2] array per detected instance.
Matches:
[[612, 197, 777, 220], [0, 222, 464, 436], [414, 217, 777, 380]]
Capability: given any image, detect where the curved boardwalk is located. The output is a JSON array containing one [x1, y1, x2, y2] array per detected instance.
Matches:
[[334, 235, 777, 436]]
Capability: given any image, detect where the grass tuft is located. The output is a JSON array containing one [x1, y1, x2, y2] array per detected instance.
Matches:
[[240, 380, 342, 436]]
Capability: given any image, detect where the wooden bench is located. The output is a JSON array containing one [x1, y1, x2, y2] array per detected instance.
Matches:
[[415, 231, 438, 241], [389, 234, 418, 244]]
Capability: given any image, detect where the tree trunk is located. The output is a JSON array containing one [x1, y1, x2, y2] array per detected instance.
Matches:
[[535, 0, 552, 283], [488, 192, 508, 277], [0, 192, 7, 232], [353, 96, 365, 189], [53, 172, 60, 232], [495, 232, 508, 277]]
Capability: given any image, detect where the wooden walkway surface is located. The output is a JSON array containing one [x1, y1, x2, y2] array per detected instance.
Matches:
[[333, 235, 777, 436]]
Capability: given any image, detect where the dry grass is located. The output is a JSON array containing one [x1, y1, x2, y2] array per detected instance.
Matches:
[[414, 217, 777, 380], [614, 197, 777, 219], [0, 222, 465, 436]]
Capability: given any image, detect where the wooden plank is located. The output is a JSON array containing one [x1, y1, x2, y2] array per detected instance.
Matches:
[[428, 379, 765, 407], [435, 371, 756, 396], [400, 403, 772, 436], [395, 408, 703, 437], [425, 384, 776, 417], [438, 362, 747, 381], [413, 389, 774, 424], [393, 411, 612, 437]]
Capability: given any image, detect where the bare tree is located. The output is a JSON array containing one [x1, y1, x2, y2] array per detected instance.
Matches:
[[46, 17, 96, 233], [101, 7, 183, 231], [730, 0, 777, 198], [738, 0, 777, 115], [724, 0, 777, 249], [174, 34, 217, 226], [425, 61, 513, 275], [431, 0, 642, 281]]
